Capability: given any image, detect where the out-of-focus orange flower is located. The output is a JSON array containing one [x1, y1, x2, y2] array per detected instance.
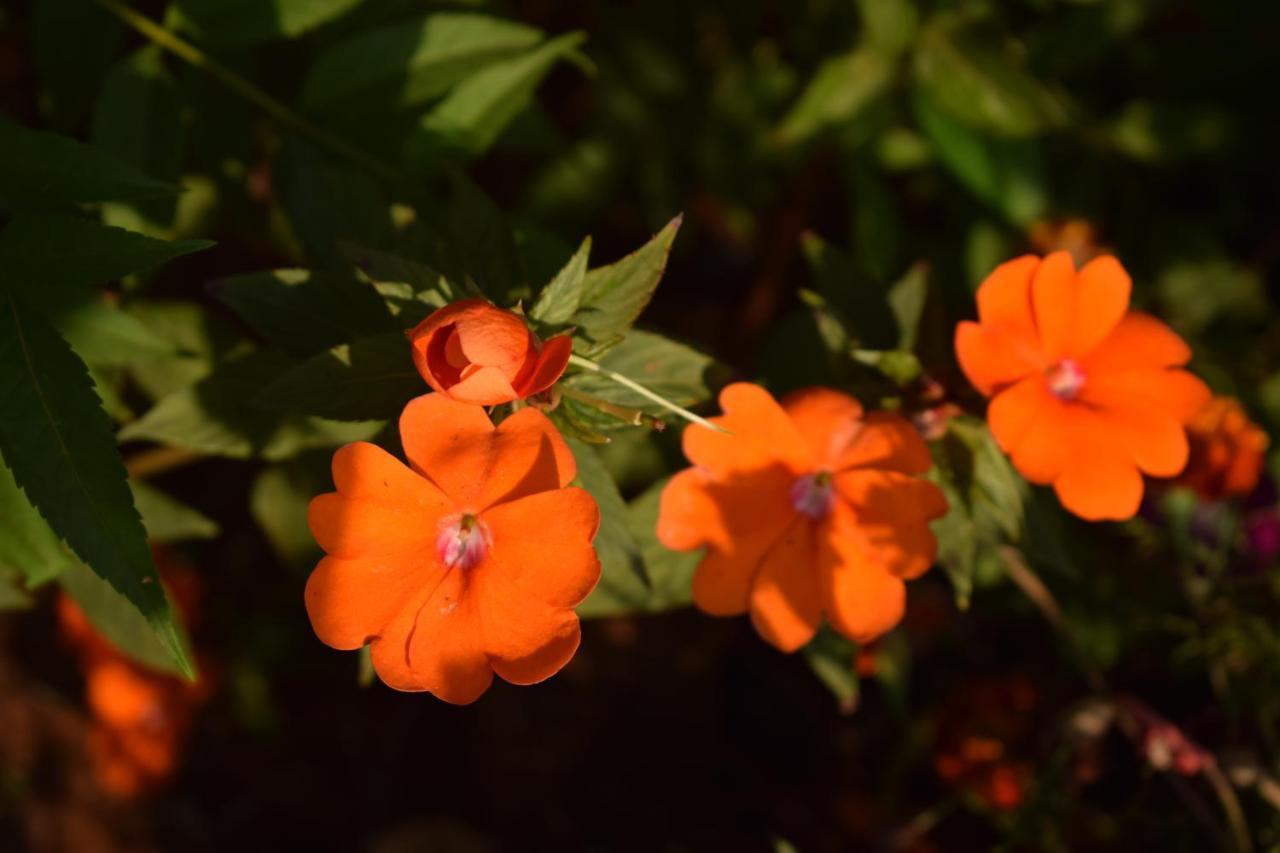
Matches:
[[408, 298, 573, 406], [1176, 396, 1269, 500], [305, 394, 601, 704], [955, 252, 1210, 520], [1028, 219, 1103, 266], [58, 548, 212, 798], [656, 383, 947, 652], [933, 676, 1037, 812]]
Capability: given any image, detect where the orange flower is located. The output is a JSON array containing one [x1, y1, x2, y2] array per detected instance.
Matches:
[[656, 383, 947, 652], [305, 394, 601, 703], [1176, 396, 1269, 500], [408, 298, 573, 406], [955, 252, 1210, 520]]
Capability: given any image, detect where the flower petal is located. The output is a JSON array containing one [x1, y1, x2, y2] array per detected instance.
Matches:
[[1081, 368, 1210, 422], [748, 517, 821, 652], [684, 383, 813, 477], [1030, 250, 1077, 361], [472, 549, 582, 686], [780, 388, 864, 469], [1070, 255, 1131, 356], [515, 334, 573, 398], [1079, 382, 1196, 477], [308, 494, 435, 559], [304, 553, 424, 650], [400, 394, 575, 510], [836, 412, 934, 475], [454, 304, 534, 374], [1052, 410, 1145, 520], [833, 470, 945, 579], [989, 380, 1071, 484], [955, 321, 1041, 396], [977, 255, 1040, 340], [818, 504, 906, 643], [436, 365, 519, 406], [479, 487, 602, 609], [1082, 312, 1192, 372]]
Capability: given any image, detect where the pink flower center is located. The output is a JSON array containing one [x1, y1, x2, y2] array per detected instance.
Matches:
[[1045, 359, 1086, 401], [436, 514, 492, 570], [790, 471, 835, 519]]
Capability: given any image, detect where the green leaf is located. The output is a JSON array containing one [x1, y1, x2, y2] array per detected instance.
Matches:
[[0, 296, 190, 676], [130, 480, 218, 542], [0, 214, 213, 302], [32, 0, 124, 130], [55, 300, 177, 366], [120, 348, 383, 460], [566, 438, 645, 589], [174, 0, 367, 45], [886, 262, 929, 352], [913, 14, 1067, 137], [300, 13, 542, 115], [929, 415, 1026, 608], [278, 138, 394, 267], [251, 454, 329, 568], [857, 0, 919, 57], [802, 627, 860, 712], [339, 243, 470, 324], [572, 216, 682, 348], [58, 559, 190, 676], [0, 120, 181, 208], [405, 32, 586, 164], [565, 330, 720, 419], [578, 477, 698, 618], [125, 299, 242, 401], [0, 452, 79, 587], [776, 48, 892, 145], [801, 233, 898, 350], [913, 91, 1047, 226], [258, 333, 423, 421], [530, 237, 592, 326], [214, 268, 393, 357], [0, 566, 33, 611], [90, 47, 184, 227]]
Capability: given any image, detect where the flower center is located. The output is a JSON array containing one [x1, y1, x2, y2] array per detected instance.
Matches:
[[1045, 359, 1086, 401], [790, 471, 835, 519], [436, 513, 492, 570]]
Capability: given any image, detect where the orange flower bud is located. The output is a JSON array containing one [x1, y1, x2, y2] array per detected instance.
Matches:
[[408, 298, 573, 406], [1177, 396, 1269, 501]]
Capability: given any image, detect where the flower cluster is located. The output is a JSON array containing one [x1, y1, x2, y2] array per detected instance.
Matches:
[[59, 550, 212, 797]]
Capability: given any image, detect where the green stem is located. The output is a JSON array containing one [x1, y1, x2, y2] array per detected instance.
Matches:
[[566, 353, 727, 433], [559, 385, 654, 428], [91, 0, 402, 185]]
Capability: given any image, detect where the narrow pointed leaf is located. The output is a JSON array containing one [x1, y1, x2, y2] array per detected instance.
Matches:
[[572, 216, 682, 346]]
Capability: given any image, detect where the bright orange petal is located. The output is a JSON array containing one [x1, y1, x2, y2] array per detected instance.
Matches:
[[1030, 251, 1077, 361], [437, 365, 519, 405], [1053, 410, 1145, 520], [818, 505, 906, 643], [1078, 387, 1192, 478], [473, 565, 582, 686], [1070, 256, 1131, 356], [836, 411, 933, 475], [454, 304, 534, 372], [955, 321, 1041, 396], [480, 488, 601, 609], [1082, 312, 1191, 372], [780, 388, 864, 469], [833, 470, 945, 579], [304, 554, 423, 650], [748, 517, 821, 652], [684, 383, 813, 477], [990, 381, 1071, 485], [308, 494, 435, 559], [656, 469, 723, 552], [330, 441, 449, 506], [515, 334, 573, 397], [977, 255, 1040, 340], [1081, 368, 1210, 423], [399, 394, 574, 510]]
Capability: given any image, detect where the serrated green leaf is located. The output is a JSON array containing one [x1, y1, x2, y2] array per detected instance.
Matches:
[[0, 451, 79, 586], [58, 558, 191, 676], [130, 480, 218, 542], [578, 477, 697, 618], [405, 32, 586, 164], [0, 214, 213, 304], [339, 242, 471, 325], [565, 330, 719, 418], [258, 333, 423, 421], [530, 236, 591, 326], [777, 48, 892, 145], [214, 268, 393, 357], [0, 296, 190, 675], [914, 14, 1067, 137], [914, 91, 1047, 226], [301, 13, 542, 115], [566, 438, 645, 589], [572, 216, 681, 347], [55, 300, 176, 366], [174, 0, 367, 45], [120, 348, 383, 460], [90, 47, 184, 227], [0, 120, 180, 208]]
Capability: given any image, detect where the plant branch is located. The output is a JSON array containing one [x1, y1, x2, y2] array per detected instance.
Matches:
[[566, 353, 727, 433]]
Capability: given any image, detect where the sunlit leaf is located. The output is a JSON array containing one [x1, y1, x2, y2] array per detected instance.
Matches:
[[130, 479, 219, 542], [777, 48, 892, 145], [174, 0, 368, 45], [572, 216, 681, 348], [530, 236, 592, 326]]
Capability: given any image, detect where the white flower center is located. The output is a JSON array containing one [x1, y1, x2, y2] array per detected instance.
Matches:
[[436, 514, 491, 569]]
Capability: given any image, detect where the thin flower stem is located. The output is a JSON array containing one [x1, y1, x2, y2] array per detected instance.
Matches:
[[566, 353, 728, 433], [124, 446, 203, 480], [559, 385, 653, 428], [91, 0, 402, 185]]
